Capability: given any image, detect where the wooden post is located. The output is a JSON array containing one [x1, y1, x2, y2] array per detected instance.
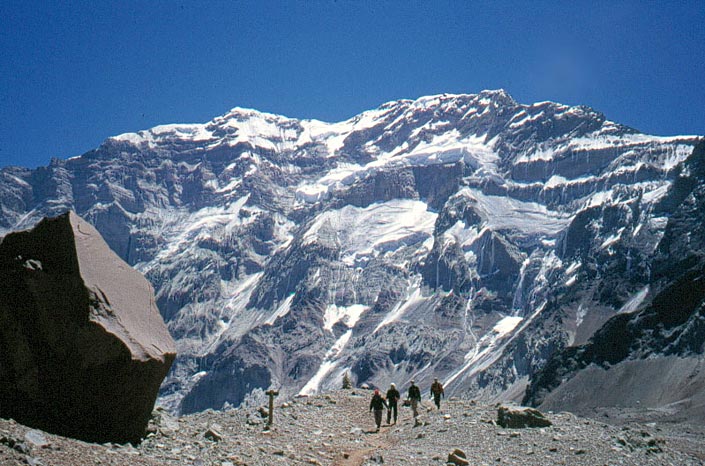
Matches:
[[266, 389, 279, 426]]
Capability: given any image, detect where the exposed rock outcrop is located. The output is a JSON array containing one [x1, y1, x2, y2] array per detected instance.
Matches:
[[524, 140, 705, 421], [0, 212, 176, 444]]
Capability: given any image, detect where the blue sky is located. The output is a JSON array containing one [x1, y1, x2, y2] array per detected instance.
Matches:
[[2, 0, 704, 168]]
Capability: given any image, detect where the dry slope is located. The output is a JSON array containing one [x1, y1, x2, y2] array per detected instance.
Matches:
[[2, 390, 705, 465]]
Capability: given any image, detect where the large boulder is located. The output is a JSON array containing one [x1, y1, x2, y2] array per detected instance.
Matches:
[[497, 405, 552, 428], [0, 212, 176, 444]]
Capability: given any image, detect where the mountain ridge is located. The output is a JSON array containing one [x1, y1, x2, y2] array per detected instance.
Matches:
[[0, 89, 702, 418]]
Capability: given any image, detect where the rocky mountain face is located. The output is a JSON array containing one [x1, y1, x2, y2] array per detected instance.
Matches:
[[525, 140, 705, 420], [0, 90, 701, 416], [0, 212, 175, 443]]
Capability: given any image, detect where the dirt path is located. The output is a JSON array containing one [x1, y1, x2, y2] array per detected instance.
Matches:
[[332, 424, 400, 466]]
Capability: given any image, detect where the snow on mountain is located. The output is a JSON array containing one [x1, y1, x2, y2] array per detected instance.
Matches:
[[1, 89, 702, 417]]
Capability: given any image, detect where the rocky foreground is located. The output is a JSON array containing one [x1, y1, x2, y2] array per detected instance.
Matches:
[[2, 390, 705, 465]]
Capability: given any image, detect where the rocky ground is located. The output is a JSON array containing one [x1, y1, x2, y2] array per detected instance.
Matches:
[[2, 390, 704, 465]]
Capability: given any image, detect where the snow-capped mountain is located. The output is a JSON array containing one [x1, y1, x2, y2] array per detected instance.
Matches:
[[1, 90, 702, 416]]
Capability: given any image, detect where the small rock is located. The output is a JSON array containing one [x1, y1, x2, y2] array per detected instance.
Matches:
[[447, 448, 469, 465], [25, 430, 49, 449], [13, 442, 30, 454], [204, 427, 223, 442]]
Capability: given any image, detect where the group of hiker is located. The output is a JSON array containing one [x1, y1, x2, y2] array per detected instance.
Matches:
[[369, 378, 445, 431]]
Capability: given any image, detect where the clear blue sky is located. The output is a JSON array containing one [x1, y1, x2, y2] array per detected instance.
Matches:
[[2, 0, 704, 168]]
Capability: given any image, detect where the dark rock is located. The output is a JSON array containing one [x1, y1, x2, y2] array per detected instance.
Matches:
[[497, 406, 552, 428], [1, 435, 29, 454], [0, 212, 176, 444], [258, 406, 269, 418], [447, 448, 469, 465]]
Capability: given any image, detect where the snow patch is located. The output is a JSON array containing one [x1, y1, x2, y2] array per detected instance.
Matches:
[[299, 330, 353, 395], [265, 294, 295, 325], [455, 188, 571, 237], [323, 304, 368, 332], [303, 199, 437, 266], [492, 316, 523, 336], [374, 284, 425, 333], [618, 286, 650, 314]]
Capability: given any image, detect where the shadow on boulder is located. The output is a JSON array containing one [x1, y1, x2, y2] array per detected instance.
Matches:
[[0, 212, 176, 444]]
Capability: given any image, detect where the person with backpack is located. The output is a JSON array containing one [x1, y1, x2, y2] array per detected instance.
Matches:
[[386, 383, 400, 425], [430, 377, 444, 409], [369, 388, 388, 432], [407, 380, 422, 418]]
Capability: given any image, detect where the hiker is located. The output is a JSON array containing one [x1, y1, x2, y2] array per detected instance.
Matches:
[[407, 380, 421, 418], [369, 388, 388, 431], [430, 377, 444, 409], [386, 383, 400, 424]]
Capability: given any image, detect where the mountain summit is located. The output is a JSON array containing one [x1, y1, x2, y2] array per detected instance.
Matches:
[[0, 90, 702, 418]]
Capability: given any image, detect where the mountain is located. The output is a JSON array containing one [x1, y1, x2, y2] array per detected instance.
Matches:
[[0, 90, 701, 416], [525, 139, 705, 421]]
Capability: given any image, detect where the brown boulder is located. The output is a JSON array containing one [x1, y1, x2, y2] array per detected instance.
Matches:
[[447, 448, 469, 465], [497, 405, 552, 429], [0, 212, 176, 443]]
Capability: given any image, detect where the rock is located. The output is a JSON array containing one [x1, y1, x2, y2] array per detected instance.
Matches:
[[246, 417, 262, 426], [447, 448, 469, 465], [0, 212, 176, 444], [258, 406, 269, 418], [497, 406, 552, 428], [1, 435, 30, 454], [158, 412, 180, 436], [24, 430, 49, 448], [204, 427, 223, 442]]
